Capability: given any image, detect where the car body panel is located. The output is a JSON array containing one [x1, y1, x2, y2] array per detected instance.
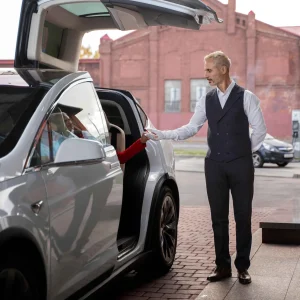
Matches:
[[0, 171, 51, 294], [45, 155, 123, 299]]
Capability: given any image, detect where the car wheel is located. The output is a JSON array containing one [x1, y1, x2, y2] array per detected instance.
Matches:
[[148, 186, 178, 276], [252, 152, 264, 168], [0, 251, 44, 300], [277, 162, 288, 167]]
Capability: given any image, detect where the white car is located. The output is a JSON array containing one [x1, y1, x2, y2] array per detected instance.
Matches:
[[0, 1, 222, 299]]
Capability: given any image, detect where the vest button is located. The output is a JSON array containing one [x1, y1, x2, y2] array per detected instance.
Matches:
[[218, 152, 220, 155], [217, 133, 219, 135], [226, 133, 229, 135]]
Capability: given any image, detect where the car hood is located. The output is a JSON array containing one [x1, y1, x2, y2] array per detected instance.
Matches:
[[264, 138, 293, 148]]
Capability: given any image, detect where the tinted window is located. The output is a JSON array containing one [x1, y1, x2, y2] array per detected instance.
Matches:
[[0, 86, 48, 158], [31, 82, 109, 166], [60, 2, 110, 17]]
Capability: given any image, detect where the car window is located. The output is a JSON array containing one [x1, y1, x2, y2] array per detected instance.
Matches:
[[30, 82, 109, 166], [0, 85, 48, 158]]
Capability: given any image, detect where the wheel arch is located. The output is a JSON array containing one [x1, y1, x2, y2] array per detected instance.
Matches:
[[0, 227, 47, 298], [144, 173, 179, 251]]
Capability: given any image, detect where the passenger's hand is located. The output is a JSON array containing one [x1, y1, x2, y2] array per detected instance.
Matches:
[[140, 132, 150, 143]]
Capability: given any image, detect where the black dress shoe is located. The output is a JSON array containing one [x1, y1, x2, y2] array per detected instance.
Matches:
[[238, 269, 251, 284], [207, 266, 232, 282]]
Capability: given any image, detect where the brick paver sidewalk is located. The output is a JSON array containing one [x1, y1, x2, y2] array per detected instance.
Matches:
[[102, 206, 273, 300]]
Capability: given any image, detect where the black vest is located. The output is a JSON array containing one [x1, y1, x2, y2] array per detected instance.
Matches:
[[205, 84, 252, 162]]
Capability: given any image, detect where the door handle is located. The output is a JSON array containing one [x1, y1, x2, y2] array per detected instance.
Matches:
[[31, 200, 44, 215], [110, 161, 120, 169]]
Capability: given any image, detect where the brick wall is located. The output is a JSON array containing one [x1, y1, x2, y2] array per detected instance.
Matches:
[[99, 0, 300, 139]]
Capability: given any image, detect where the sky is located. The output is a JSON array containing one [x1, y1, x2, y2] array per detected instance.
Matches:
[[1, 0, 300, 59]]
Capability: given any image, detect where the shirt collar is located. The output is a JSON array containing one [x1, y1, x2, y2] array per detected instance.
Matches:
[[217, 80, 235, 97]]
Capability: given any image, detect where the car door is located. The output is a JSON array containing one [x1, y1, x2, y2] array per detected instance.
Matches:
[[30, 80, 124, 300], [14, 0, 222, 71]]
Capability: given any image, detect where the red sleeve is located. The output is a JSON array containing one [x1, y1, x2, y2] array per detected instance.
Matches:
[[117, 138, 146, 164]]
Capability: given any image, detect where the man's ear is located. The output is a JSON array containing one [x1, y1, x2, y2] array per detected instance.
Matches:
[[221, 66, 227, 74]]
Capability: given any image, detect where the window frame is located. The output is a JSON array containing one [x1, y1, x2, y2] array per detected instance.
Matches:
[[190, 78, 213, 112], [25, 79, 109, 170], [164, 80, 182, 113]]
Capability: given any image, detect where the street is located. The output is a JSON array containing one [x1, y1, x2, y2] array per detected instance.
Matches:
[[89, 162, 300, 300]]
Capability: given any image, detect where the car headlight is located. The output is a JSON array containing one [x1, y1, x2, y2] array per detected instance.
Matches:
[[263, 143, 279, 152]]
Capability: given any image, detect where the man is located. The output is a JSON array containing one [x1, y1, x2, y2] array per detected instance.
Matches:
[[145, 51, 267, 284]]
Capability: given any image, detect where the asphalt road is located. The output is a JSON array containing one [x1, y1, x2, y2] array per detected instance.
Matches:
[[176, 171, 300, 209]]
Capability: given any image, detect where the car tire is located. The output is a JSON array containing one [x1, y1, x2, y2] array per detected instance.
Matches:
[[276, 162, 288, 167], [148, 186, 178, 276], [0, 251, 45, 300], [252, 152, 264, 168]]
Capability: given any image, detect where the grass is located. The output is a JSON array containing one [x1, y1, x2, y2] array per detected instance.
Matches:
[[174, 149, 207, 157]]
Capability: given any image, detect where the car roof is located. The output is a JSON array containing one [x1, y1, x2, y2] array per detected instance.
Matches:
[[0, 68, 73, 87]]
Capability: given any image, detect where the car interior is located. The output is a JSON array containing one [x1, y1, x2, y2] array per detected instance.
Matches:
[[0, 85, 48, 158], [96, 90, 150, 255]]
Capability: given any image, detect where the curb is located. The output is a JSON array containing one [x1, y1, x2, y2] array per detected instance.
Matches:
[[175, 168, 300, 179]]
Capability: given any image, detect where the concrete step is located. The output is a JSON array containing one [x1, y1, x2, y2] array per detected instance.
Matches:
[[260, 205, 300, 245]]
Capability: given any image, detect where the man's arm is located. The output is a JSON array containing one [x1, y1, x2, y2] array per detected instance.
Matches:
[[244, 90, 267, 152], [146, 95, 207, 141]]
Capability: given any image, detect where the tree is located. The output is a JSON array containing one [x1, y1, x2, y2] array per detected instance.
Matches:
[[80, 45, 92, 58], [93, 50, 100, 59], [80, 45, 100, 59]]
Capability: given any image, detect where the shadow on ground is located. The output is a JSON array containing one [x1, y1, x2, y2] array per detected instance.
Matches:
[[89, 270, 163, 299]]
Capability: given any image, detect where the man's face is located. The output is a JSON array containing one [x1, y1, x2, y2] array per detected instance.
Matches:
[[204, 58, 225, 86], [63, 115, 74, 131]]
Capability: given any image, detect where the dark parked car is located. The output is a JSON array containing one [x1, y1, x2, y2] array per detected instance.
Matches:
[[252, 132, 294, 168]]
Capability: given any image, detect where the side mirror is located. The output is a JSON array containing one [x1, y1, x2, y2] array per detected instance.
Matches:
[[54, 138, 106, 164]]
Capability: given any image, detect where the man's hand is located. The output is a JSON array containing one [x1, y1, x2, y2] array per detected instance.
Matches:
[[144, 129, 165, 141]]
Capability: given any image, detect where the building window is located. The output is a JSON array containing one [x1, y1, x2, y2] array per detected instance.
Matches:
[[164, 80, 181, 112], [242, 20, 246, 26], [190, 79, 213, 112], [236, 18, 240, 24]]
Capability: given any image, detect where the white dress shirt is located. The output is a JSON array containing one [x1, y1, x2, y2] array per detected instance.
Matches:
[[168, 80, 267, 152]]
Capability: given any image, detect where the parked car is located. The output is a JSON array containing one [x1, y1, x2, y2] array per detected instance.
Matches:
[[251, 130, 294, 168], [0, 1, 222, 299]]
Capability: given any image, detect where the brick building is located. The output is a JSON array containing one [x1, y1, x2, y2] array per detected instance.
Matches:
[[1, 0, 300, 139], [99, 0, 300, 139]]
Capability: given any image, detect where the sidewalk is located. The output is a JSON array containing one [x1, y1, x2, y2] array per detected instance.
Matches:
[[196, 229, 300, 300], [175, 156, 300, 178]]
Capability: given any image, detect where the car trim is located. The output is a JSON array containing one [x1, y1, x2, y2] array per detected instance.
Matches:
[[77, 251, 152, 300]]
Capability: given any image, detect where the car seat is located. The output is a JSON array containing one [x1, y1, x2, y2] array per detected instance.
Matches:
[[103, 112, 126, 170]]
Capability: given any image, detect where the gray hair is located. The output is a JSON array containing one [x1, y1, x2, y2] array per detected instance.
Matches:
[[204, 51, 231, 70]]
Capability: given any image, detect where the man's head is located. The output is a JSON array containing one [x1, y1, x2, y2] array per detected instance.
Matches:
[[204, 51, 231, 87]]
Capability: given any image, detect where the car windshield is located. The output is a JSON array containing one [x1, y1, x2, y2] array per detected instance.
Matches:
[[0, 85, 48, 158]]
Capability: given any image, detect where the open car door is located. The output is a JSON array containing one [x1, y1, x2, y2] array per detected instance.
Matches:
[[15, 0, 222, 72]]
